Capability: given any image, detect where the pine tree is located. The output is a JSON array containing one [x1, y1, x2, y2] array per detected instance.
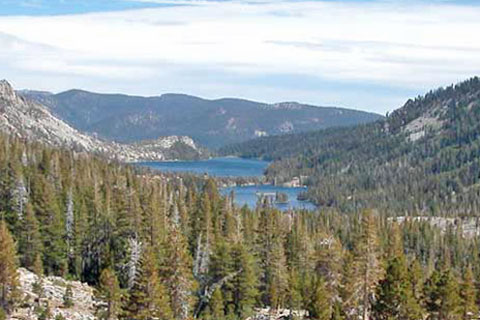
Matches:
[[287, 269, 302, 314], [98, 268, 122, 320], [31, 175, 67, 276], [230, 242, 258, 319], [208, 288, 224, 320], [408, 259, 424, 302], [309, 276, 331, 320], [127, 245, 173, 320], [437, 269, 462, 320], [164, 224, 194, 320], [425, 268, 462, 320], [339, 251, 357, 319], [315, 233, 343, 306], [267, 225, 288, 309], [373, 255, 423, 320], [424, 270, 442, 318], [18, 203, 42, 270], [32, 254, 45, 302], [257, 208, 288, 308], [0, 220, 19, 314], [353, 210, 383, 320], [459, 266, 477, 320], [374, 224, 423, 320]]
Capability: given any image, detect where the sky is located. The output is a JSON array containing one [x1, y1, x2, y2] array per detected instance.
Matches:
[[1, 0, 480, 114]]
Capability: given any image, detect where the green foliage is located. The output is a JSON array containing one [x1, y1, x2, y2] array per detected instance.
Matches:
[[55, 314, 66, 320], [98, 268, 122, 320], [62, 285, 74, 308], [374, 255, 423, 320], [208, 288, 224, 320], [459, 266, 477, 320], [0, 220, 19, 314], [308, 277, 331, 320], [223, 77, 480, 215], [354, 210, 383, 320], [424, 269, 462, 320], [0, 114, 480, 320], [38, 305, 52, 320], [126, 245, 173, 320], [18, 203, 42, 270]]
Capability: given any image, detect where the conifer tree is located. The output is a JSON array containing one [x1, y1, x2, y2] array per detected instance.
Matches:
[[164, 224, 194, 320], [98, 268, 122, 320], [309, 276, 331, 320], [374, 255, 423, 320], [339, 251, 357, 319], [425, 268, 462, 320], [408, 259, 424, 302], [315, 233, 343, 305], [374, 224, 423, 320], [230, 242, 258, 319], [438, 269, 462, 320], [257, 208, 288, 308], [266, 223, 288, 309], [32, 254, 45, 303], [127, 245, 173, 320], [208, 288, 224, 320], [424, 270, 442, 318], [31, 174, 66, 275], [353, 210, 383, 320], [0, 220, 19, 314], [459, 266, 477, 320], [18, 202, 42, 270], [287, 269, 302, 314]]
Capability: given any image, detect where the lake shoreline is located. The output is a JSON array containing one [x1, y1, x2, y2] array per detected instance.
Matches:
[[136, 157, 315, 211]]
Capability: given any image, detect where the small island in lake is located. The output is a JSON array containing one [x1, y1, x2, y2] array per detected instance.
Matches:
[[275, 192, 289, 204]]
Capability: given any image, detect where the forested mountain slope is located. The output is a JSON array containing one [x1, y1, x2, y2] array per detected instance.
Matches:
[[222, 77, 480, 215], [1, 132, 480, 320], [21, 88, 382, 148]]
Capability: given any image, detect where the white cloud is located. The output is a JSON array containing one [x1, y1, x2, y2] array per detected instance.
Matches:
[[0, 0, 479, 113]]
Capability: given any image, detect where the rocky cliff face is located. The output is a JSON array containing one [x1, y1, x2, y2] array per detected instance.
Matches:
[[0, 80, 201, 161]]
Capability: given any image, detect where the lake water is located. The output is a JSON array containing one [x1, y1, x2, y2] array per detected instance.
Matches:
[[138, 157, 316, 211], [221, 185, 316, 211], [138, 157, 269, 177]]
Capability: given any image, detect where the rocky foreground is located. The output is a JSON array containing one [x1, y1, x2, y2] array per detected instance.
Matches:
[[9, 268, 97, 320], [9, 269, 308, 320]]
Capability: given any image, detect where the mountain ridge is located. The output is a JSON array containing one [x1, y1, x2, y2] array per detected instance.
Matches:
[[21, 88, 383, 148], [221, 77, 480, 214], [1, 80, 203, 162]]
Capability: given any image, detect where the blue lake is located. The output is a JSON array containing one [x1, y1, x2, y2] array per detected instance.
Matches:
[[138, 157, 316, 211], [138, 157, 269, 177], [221, 185, 316, 211]]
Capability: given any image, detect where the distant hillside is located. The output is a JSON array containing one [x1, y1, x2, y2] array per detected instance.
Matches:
[[222, 77, 480, 215], [22, 89, 383, 148], [1, 80, 203, 161]]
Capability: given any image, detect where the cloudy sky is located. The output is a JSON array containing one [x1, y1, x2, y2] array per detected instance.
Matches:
[[1, 0, 479, 114]]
